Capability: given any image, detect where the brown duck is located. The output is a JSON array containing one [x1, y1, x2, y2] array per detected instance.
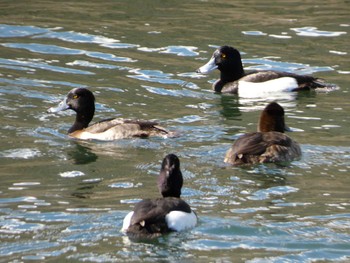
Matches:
[[224, 102, 302, 165]]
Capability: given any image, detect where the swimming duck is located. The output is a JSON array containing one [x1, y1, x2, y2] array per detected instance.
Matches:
[[122, 154, 197, 238], [224, 102, 301, 165], [47, 88, 173, 141], [197, 45, 338, 94]]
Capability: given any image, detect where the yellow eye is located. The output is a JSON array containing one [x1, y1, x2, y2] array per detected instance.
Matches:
[[73, 95, 79, 99], [221, 54, 226, 58]]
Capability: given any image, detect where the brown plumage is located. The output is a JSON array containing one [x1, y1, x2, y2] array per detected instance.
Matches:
[[224, 102, 301, 165]]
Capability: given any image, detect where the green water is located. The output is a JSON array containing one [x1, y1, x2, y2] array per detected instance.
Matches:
[[0, 0, 350, 262]]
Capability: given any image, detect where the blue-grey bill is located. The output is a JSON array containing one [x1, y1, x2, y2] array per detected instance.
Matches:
[[196, 56, 218, 74], [47, 99, 69, 113]]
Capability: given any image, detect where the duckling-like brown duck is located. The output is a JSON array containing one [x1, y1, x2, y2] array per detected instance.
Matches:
[[224, 102, 301, 165]]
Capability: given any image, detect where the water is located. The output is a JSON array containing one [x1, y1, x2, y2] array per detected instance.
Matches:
[[1, 0, 350, 261]]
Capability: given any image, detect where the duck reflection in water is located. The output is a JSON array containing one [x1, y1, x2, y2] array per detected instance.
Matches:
[[67, 142, 98, 165]]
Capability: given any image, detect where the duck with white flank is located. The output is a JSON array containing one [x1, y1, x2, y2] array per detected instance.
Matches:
[[48, 88, 174, 141], [197, 46, 339, 94], [122, 154, 197, 238], [224, 102, 301, 165]]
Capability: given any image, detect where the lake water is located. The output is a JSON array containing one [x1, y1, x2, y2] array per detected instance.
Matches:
[[1, 0, 350, 262]]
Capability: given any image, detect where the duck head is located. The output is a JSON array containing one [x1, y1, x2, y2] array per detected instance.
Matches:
[[197, 46, 244, 80], [258, 102, 288, 133], [48, 88, 95, 133], [157, 154, 183, 198]]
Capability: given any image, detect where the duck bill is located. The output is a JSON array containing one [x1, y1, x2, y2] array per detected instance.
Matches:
[[47, 98, 69, 113], [196, 55, 217, 74]]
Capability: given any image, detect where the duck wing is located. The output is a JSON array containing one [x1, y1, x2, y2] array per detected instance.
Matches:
[[74, 118, 175, 140], [127, 197, 191, 236], [242, 70, 337, 91], [84, 118, 155, 133]]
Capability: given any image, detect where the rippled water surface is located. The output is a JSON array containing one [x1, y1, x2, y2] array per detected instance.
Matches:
[[1, 0, 350, 262]]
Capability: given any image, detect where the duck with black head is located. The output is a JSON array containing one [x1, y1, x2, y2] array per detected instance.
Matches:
[[197, 45, 339, 94], [121, 154, 197, 238], [47, 88, 175, 141], [224, 102, 301, 165]]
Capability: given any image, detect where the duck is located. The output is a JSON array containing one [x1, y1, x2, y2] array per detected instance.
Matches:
[[197, 45, 339, 94], [121, 154, 197, 238], [224, 102, 301, 165], [47, 88, 174, 141]]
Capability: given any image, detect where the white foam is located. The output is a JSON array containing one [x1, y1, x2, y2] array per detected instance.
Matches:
[[1, 148, 41, 159], [59, 171, 85, 178]]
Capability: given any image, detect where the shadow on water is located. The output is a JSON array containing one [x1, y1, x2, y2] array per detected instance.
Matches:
[[219, 94, 242, 120], [67, 142, 99, 165], [71, 179, 102, 199]]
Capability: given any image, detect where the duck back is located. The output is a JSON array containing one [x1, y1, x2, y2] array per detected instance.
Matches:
[[224, 131, 301, 165]]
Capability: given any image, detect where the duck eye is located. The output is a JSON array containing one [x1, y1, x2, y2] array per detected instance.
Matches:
[[221, 53, 226, 58], [73, 95, 79, 99]]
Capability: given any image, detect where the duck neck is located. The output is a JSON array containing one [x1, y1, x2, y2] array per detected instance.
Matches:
[[217, 62, 244, 91], [220, 68, 244, 82], [159, 170, 183, 198], [162, 188, 181, 198], [258, 115, 285, 133], [69, 108, 94, 133]]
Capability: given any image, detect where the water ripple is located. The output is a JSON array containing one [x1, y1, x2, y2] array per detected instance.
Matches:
[[33, 30, 119, 44], [142, 85, 214, 99], [59, 171, 85, 178], [138, 45, 198, 56], [0, 24, 50, 38], [243, 57, 334, 74], [247, 186, 299, 201], [0, 58, 93, 75], [0, 240, 60, 257], [1, 43, 136, 63], [2, 42, 84, 55], [127, 69, 184, 85], [0, 148, 41, 159], [291, 26, 347, 37]]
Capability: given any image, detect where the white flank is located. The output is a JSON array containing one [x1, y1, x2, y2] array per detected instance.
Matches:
[[71, 129, 125, 141], [165, 210, 197, 232], [121, 211, 134, 232], [238, 77, 298, 98]]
